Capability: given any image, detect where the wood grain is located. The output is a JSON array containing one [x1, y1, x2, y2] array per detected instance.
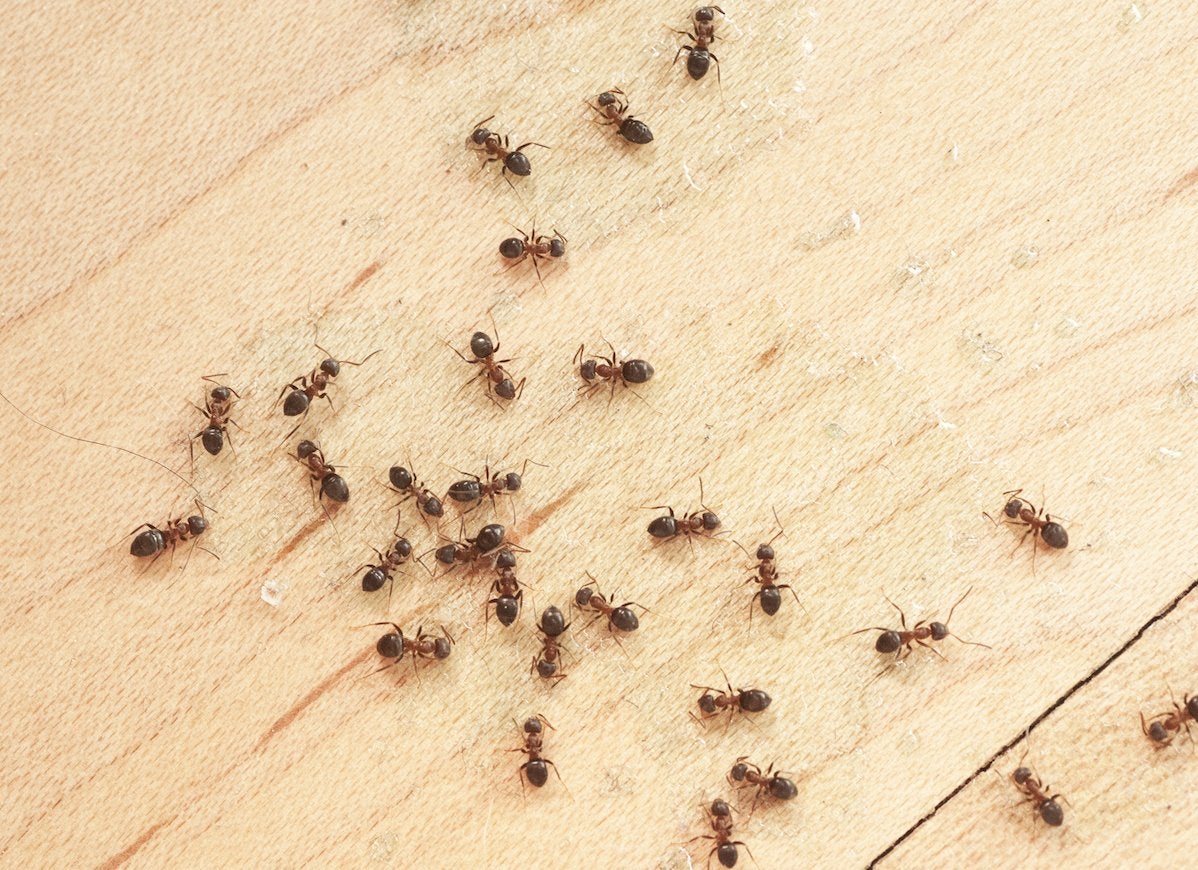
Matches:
[[2, 1, 1197, 867]]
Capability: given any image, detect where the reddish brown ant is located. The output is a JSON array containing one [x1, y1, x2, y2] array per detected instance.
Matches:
[[446, 459, 534, 520], [849, 587, 991, 664], [278, 345, 380, 442], [1140, 688, 1198, 747], [687, 798, 752, 869], [431, 522, 522, 575], [728, 757, 797, 810], [447, 328, 525, 403], [189, 375, 241, 460], [573, 574, 645, 634], [692, 669, 771, 726], [647, 478, 721, 547], [574, 341, 655, 403], [588, 88, 654, 145], [499, 225, 566, 288], [672, 5, 724, 82], [129, 497, 216, 565], [487, 549, 523, 628], [1010, 758, 1066, 827], [984, 488, 1069, 573], [734, 509, 804, 623], [532, 605, 570, 682], [366, 622, 454, 677], [511, 714, 564, 791], [387, 462, 444, 522], [294, 439, 349, 507], [467, 115, 548, 188]]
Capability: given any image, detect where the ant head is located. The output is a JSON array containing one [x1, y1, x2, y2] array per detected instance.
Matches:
[[376, 630, 404, 659], [504, 471, 523, 491], [579, 359, 598, 381], [698, 693, 718, 714], [1012, 766, 1032, 785], [1003, 498, 1023, 519], [574, 586, 595, 608], [710, 798, 732, 817], [319, 357, 340, 377], [730, 762, 748, 782], [523, 717, 543, 734], [433, 636, 453, 659], [187, 515, 209, 536], [756, 543, 775, 561], [296, 440, 318, 459], [469, 126, 490, 145], [596, 91, 618, 106], [388, 466, 413, 490], [875, 630, 903, 654], [423, 495, 445, 518], [210, 386, 231, 402], [434, 544, 459, 565], [701, 511, 721, 531], [495, 548, 517, 570], [929, 621, 949, 641], [470, 331, 495, 359], [549, 236, 566, 258], [499, 237, 525, 259], [540, 605, 566, 637], [622, 359, 655, 384], [1147, 720, 1169, 743], [393, 538, 413, 559]]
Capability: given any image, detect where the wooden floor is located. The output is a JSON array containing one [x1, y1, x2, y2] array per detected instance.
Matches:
[[2, 1, 1197, 867]]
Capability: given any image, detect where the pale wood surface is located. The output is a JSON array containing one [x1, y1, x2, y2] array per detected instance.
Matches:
[[2, 1, 1197, 868]]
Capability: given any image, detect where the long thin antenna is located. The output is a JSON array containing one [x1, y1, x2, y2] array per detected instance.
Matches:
[[0, 388, 200, 497]]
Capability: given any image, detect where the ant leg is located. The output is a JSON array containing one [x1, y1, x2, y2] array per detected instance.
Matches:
[[779, 584, 809, 617], [881, 591, 908, 630], [916, 639, 948, 661]]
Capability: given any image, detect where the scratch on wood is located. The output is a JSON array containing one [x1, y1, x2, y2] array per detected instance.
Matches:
[[1163, 165, 1198, 202], [98, 814, 178, 869], [255, 650, 371, 754], [265, 516, 328, 572], [346, 260, 383, 294], [520, 480, 586, 537], [756, 344, 780, 368]]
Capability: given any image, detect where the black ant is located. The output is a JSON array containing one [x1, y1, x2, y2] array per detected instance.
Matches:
[[849, 587, 991, 663], [278, 345, 380, 441], [728, 757, 797, 808], [687, 798, 752, 869], [387, 463, 444, 522], [446, 459, 529, 518], [672, 5, 724, 82], [295, 439, 349, 506], [1141, 688, 1198, 747], [432, 522, 513, 573], [692, 670, 771, 725], [487, 549, 523, 628], [984, 488, 1069, 573], [532, 605, 570, 681], [190, 375, 241, 460], [129, 497, 215, 564], [647, 478, 721, 544], [367, 622, 454, 676], [1010, 760, 1066, 827], [447, 329, 525, 402], [734, 510, 802, 622], [500, 226, 566, 288], [356, 531, 413, 604], [588, 88, 654, 145], [573, 576, 644, 633], [512, 714, 563, 791], [467, 115, 548, 188], [574, 341, 655, 403]]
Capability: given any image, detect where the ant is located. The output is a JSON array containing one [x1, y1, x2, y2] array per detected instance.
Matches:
[[447, 328, 525, 402], [1140, 688, 1198, 747], [984, 488, 1069, 573], [1010, 760, 1066, 828], [849, 587, 991, 663], [190, 375, 241, 460], [387, 463, 444, 522], [446, 459, 529, 518], [692, 670, 771, 725], [532, 605, 570, 681], [588, 88, 654, 145], [367, 622, 454, 676], [467, 115, 548, 187], [511, 714, 563, 791], [573, 576, 644, 633], [487, 549, 523, 628], [647, 478, 721, 544], [687, 799, 752, 869], [574, 341, 655, 403], [433, 522, 513, 572], [129, 497, 215, 563], [277, 345, 380, 442], [500, 226, 566, 288], [295, 439, 349, 506], [734, 510, 802, 622], [355, 531, 413, 604], [672, 5, 724, 82], [728, 757, 797, 809]]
